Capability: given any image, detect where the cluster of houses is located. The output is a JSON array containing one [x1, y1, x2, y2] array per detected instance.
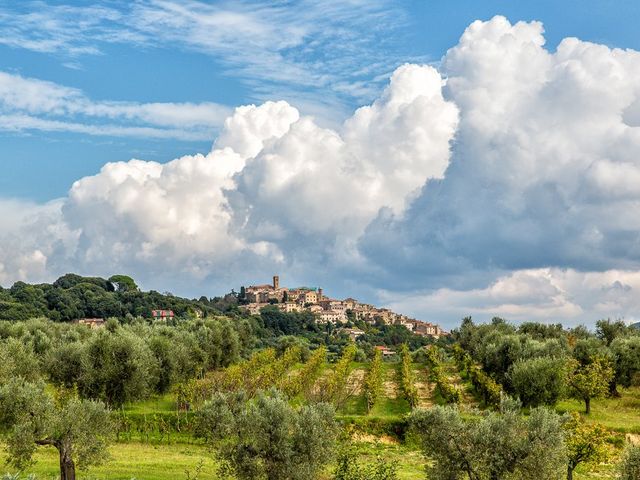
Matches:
[[240, 276, 447, 339]]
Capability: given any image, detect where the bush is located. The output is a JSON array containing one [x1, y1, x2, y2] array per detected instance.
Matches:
[[333, 445, 398, 480], [619, 445, 640, 480], [195, 390, 339, 480], [409, 400, 566, 480]]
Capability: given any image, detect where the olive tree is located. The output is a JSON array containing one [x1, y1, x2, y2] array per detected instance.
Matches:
[[0, 379, 112, 480], [509, 356, 567, 407], [195, 390, 338, 480], [0, 338, 40, 383], [81, 328, 158, 407], [595, 319, 630, 346], [611, 337, 640, 390], [409, 398, 566, 480]]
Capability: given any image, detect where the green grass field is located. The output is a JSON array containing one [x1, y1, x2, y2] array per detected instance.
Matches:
[[1, 442, 218, 480], [123, 394, 176, 415], [556, 387, 640, 434]]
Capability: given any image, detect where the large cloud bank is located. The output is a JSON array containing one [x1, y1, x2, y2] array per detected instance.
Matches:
[[3, 16, 640, 327]]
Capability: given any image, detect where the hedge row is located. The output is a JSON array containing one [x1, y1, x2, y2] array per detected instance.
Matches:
[[363, 348, 384, 412], [424, 347, 461, 404], [452, 344, 501, 407], [399, 344, 419, 408]]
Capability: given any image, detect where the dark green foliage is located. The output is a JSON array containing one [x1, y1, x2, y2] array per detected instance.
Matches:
[[108, 275, 139, 292], [259, 306, 320, 336], [611, 336, 640, 388], [0, 273, 230, 322], [517, 322, 565, 340], [358, 323, 433, 350], [509, 356, 567, 407], [596, 318, 632, 346]]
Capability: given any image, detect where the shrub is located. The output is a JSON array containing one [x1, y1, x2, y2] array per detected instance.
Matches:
[[619, 445, 640, 480]]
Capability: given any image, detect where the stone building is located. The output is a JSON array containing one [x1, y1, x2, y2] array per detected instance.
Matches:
[[240, 274, 446, 338]]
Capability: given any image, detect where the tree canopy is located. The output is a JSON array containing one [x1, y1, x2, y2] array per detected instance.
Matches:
[[0, 379, 112, 480], [195, 390, 339, 480]]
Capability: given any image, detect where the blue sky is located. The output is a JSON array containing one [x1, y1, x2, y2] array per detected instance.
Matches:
[[2, 1, 640, 328], [2, 0, 639, 202]]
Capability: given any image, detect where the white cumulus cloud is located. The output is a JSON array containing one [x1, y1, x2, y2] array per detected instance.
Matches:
[[3, 16, 640, 329]]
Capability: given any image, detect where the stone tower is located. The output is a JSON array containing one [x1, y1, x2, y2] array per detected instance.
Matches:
[[273, 275, 280, 289]]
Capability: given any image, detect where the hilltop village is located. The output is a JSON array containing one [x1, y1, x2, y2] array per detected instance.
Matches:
[[240, 276, 447, 339]]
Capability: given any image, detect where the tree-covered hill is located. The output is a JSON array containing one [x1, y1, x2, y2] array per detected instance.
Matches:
[[0, 273, 435, 354], [0, 273, 238, 322]]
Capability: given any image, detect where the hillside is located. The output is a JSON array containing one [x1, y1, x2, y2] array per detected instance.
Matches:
[[0, 273, 237, 322]]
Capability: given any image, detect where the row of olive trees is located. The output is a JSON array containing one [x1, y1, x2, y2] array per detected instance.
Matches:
[[454, 317, 637, 413], [0, 380, 387, 480], [0, 317, 253, 407]]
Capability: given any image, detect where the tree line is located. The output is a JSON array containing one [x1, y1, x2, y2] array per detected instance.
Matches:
[[0, 317, 253, 407], [454, 317, 640, 413], [0, 273, 238, 322]]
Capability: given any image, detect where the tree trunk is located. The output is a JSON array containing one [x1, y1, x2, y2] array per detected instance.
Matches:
[[585, 396, 591, 414], [58, 446, 76, 480], [567, 464, 574, 480], [609, 380, 621, 398]]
